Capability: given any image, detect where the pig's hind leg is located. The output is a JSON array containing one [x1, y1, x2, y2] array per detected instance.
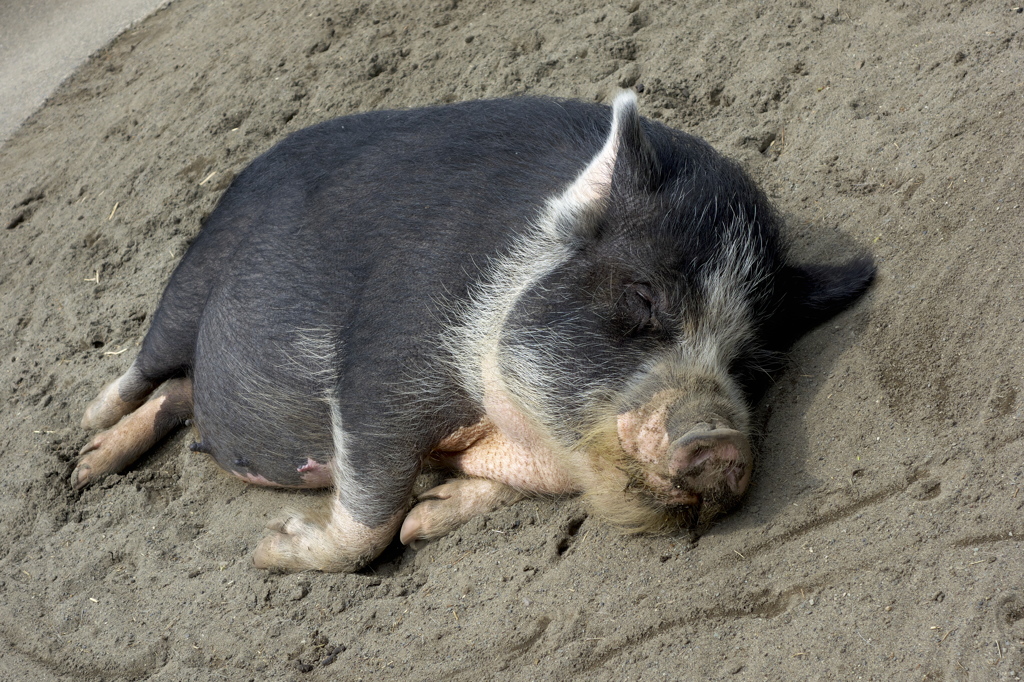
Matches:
[[74, 377, 193, 488], [80, 361, 161, 430], [252, 495, 406, 573], [78, 271, 207, 486], [250, 402, 412, 573]]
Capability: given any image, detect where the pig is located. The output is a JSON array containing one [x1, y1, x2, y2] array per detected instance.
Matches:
[[76, 92, 874, 572]]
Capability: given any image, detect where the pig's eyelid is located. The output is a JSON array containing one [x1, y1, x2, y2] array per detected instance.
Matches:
[[619, 282, 666, 336], [628, 282, 664, 318], [631, 282, 655, 304]]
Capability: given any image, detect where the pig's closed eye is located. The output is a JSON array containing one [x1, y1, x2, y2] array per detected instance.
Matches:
[[622, 282, 663, 335]]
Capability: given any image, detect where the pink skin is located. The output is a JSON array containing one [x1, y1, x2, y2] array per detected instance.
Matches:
[[435, 418, 577, 496], [470, 369, 579, 495], [225, 470, 279, 487], [223, 458, 333, 488], [616, 404, 672, 467], [616, 397, 752, 503], [401, 349, 583, 546], [405, 374, 753, 543], [668, 428, 751, 496], [297, 458, 333, 487], [75, 378, 192, 489], [617, 405, 699, 505], [400, 407, 579, 545]]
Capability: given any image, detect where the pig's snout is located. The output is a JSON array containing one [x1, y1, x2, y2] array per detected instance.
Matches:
[[668, 427, 752, 500], [616, 402, 754, 522]]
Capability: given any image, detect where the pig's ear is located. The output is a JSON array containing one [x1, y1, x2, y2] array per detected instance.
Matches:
[[564, 91, 661, 207], [776, 257, 876, 341]]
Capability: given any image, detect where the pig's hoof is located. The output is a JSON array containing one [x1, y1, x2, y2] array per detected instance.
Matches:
[[400, 478, 524, 544], [253, 516, 354, 573], [253, 523, 328, 573], [72, 435, 113, 489], [70, 462, 94, 490], [252, 505, 399, 573]]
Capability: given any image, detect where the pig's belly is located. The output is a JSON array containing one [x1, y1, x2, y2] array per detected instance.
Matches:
[[191, 391, 336, 489], [190, 331, 339, 489]]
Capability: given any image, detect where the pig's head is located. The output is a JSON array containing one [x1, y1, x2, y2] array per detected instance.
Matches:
[[466, 91, 875, 534]]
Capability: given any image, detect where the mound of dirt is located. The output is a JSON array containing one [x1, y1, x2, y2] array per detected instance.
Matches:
[[1, 0, 1022, 679]]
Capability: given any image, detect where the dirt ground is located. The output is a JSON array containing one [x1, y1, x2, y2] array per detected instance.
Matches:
[[1, 0, 1022, 680]]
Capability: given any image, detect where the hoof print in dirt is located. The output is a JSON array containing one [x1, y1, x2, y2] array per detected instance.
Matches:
[[996, 594, 1024, 638], [909, 478, 942, 501], [553, 515, 588, 558]]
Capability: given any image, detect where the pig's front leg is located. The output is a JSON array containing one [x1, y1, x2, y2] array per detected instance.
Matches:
[[400, 418, 579, 543], [400, 477, 525, 545]]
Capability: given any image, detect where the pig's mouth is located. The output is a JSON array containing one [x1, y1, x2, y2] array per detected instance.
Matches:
[[623, 456, 749, 531]]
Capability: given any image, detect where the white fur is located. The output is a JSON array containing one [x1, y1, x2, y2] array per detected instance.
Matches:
[[327, 395, 369, 508], [691, 215, 770, 369]]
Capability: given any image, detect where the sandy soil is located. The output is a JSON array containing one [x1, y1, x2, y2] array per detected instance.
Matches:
[[1, 0, 1022, 680]]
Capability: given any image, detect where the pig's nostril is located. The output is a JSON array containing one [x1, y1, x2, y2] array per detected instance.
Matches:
[[725, 462, 747, 493]]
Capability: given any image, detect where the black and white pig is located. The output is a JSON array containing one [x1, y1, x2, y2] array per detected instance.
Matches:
[[76, 92, 874, 572]]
